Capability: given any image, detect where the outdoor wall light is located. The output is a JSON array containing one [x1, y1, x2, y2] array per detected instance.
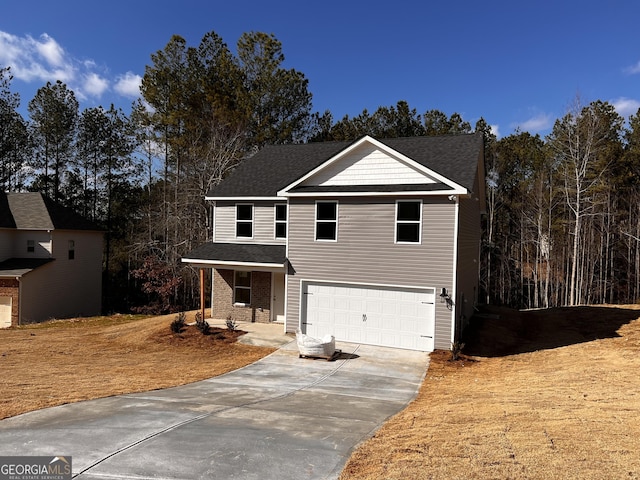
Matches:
[[440, 287, 453, 310]]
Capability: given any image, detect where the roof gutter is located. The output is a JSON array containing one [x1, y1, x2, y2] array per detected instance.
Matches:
[[181, 258, 287, 273], [279, 189, 469, 198], [205, 196, 286, 201]]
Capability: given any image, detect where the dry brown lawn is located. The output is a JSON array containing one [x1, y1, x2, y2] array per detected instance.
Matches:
[[0, 312, 274, 420], [341, 305, 640, 480], [3, 306, 640, 479]]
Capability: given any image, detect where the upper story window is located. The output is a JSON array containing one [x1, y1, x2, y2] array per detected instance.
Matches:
[[395, 200, 422, 243], [275, 204, 287, 239], [68, 240, 75, 260], [236, 204, 253, 238], [315, 201, 338, 241], [27, 240, 35, 253]]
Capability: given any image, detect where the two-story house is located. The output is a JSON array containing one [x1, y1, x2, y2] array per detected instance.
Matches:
[[183, 133, 485, 352], [0, 192, 103, 327]]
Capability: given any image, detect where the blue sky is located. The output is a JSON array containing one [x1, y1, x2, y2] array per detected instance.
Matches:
[[2, 0, 640, 138]]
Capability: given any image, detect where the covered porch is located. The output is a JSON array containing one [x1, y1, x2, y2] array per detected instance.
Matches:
[[182, 243, 287, 325]]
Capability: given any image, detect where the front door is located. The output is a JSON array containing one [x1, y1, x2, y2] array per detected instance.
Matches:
[[271, 272, 285, 322]]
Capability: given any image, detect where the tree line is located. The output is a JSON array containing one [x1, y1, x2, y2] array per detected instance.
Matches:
[[1, 29, 640, 313], [486, 98, 640, 308]]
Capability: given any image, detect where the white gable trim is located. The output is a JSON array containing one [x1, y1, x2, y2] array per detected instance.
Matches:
[[277, 136, 467, 196]]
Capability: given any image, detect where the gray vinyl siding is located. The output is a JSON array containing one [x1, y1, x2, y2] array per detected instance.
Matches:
[[214, 200, 287, 245], [285, 196, 456, 349]]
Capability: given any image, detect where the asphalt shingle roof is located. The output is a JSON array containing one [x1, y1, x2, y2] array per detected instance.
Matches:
[[0, 258, 54, 278], [0, 192, 101, 231], [183, 243, 287, 265], [207, 133, 483, 198]]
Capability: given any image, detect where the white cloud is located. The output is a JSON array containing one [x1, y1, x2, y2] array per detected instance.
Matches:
[[0, 31, 75, 83], [611, 97, 640, 118], [83, 72, 109, 97], [514, 113, 553, 134], [0, 30, 141, 104], [114, 72, 142, 98], [624, 61, 640, 75], [489, 124, 500, 139], [35, 33, 65, 67]]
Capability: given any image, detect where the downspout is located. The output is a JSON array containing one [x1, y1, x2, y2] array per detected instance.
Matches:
[[283, 201, 290, 334], [210, 201, 216, 318], [17, 276, 22, 327], [450, 196, 460, 346], [200, 268, 205, 321]]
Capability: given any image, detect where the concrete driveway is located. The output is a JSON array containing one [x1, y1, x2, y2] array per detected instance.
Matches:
[[0, 340, 429, 480]]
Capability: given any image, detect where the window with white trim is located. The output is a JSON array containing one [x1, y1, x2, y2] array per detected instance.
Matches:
[[315, 201, 337, 241], [275, 204, 287, 239], [236, 204, 253, 238], [395, 200, 422, 243], [234, 271, 251, 304]]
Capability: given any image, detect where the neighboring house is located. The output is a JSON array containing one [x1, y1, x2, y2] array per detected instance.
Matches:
[[0, 192, 103, 327], [183, 134, 485, 352]]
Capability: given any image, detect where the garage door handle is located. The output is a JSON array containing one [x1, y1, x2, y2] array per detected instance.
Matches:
[[362, 314, 367, 322], [421, 335, 433, 338]]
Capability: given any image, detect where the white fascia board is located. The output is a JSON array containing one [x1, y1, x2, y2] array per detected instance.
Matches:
[[282, 188, 468, 198], [300, 277, 435, 292], [205, 196, 286, 201], [277, 135, 467, 196], [181, 258, 286, 271]]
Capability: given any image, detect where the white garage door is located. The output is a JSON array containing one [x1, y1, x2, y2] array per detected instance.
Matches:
[[302, 282, 435, 351], [0, 296, 12, 328]]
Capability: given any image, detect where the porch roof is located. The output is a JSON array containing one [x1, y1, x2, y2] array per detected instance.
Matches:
[[181, 243, 287, 271], [0, 258, 54, 278]]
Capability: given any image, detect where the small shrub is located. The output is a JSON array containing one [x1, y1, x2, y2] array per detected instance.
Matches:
[[226, 315, 237, 331], [195, 312, 210, 335], [170, 312, 186, 334], [451, 341, 465, 361]]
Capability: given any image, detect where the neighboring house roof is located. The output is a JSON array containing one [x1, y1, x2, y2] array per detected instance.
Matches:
[[0, 192, 101, 231], [0, 193, 16, 228], [206, 133, 483, 198], [183, 243, 287, 267], [0, 258, 54, 278]]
